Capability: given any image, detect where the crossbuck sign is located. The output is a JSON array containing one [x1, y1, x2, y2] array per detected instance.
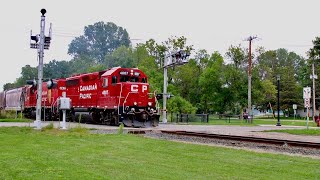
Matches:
[[303, 87, 311, 108], [304, 98, 310, 108], [303, 87, 311, 99]]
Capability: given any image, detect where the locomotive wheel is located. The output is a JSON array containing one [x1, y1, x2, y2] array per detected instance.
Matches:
[[132, 119, 145, 128], [122, 115, 133, 127], [91, 112, 101, 124], [112, 115, 119, 126], [151, 116, 159, 127]]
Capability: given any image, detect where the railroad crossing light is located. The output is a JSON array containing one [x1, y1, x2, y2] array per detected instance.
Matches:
[[46, 79, 57, 89], [26, 79, 37, 87], [45, 36, 51, 43], [156, 93, 163, 100], [30, 34, 40, 49], [171, 50, 190, 60], [31, 35, 39, 43], [167, 94, 174, 99], [44, 36, 51, 49], [170, 50, 191, 65]]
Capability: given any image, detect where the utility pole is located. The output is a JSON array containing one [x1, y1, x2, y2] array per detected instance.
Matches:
[[163, 57, 168, 123], [245, 36, 258, 123], [30, 9, 52, 129], [276, 75, 281, 126], [311, 60, 317, 120]]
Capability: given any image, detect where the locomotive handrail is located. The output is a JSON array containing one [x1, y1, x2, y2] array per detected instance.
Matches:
[[51, 97, 60, 113], [122, 92, 138, 113], [118, 83, 123, 115], [152, 91, 160, 114]]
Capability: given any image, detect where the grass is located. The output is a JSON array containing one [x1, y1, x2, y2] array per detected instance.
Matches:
[[186, 119, 318, 127], [265, 128, 320, 136], [181, 117, 319, 127], [0, 127, 319, 179], [0, 118, 33, 122]]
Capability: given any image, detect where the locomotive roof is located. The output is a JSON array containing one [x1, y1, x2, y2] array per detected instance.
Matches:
[[101, 67, 143, 77], [101, 66, 121, 76], [65, 67, 144, 80]]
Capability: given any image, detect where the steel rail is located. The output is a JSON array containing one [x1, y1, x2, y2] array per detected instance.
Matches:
[[161, 130, 320, 149]]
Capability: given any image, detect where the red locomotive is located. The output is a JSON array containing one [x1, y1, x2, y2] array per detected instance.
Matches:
[[0, 67, 160, 127]]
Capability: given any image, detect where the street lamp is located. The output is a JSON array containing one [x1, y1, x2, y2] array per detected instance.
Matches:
[[276, 74, 281, 126]]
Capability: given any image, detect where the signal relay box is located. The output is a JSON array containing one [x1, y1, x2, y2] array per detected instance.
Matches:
[[59, 97, 71, 110]]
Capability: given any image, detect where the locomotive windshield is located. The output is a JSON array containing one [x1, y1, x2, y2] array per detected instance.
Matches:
[[120, 75, 141, 83]]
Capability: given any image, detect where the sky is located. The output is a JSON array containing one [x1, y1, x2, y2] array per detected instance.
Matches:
[[0, 0, 319, 91]]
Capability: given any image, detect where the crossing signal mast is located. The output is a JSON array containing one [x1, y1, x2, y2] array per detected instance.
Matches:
[[30, 9, 52, 129], [162, 50, 190, 123]]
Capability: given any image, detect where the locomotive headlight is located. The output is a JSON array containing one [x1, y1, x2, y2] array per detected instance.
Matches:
[[134, 102, 137, 106], [148, 102, 152, 106]]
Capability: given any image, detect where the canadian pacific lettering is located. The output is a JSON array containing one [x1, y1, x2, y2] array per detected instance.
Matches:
[[80, 84, 97, 92], [131, 85, 148, 92], [80, 93, 92, 99]]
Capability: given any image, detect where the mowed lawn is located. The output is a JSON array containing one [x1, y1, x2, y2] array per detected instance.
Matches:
[[189, 118, 319, 127], [0, 118, 32, 122], [0, 127, 319, 179]]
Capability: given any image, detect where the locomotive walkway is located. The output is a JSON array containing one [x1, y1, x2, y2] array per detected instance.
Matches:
[[0, 122, 319, 143]]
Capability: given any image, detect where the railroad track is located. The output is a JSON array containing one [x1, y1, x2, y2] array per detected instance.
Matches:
[[160, 130, 320, 149]]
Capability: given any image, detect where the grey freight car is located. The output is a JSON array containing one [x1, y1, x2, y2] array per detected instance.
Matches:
[[5, 87, 24, 111]]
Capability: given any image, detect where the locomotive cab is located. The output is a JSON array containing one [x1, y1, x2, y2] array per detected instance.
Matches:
[[99, 67, 160, 127]]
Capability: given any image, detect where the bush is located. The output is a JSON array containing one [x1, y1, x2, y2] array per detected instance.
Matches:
[[0, 110, 23, 119], [118, 123, 124, 134]]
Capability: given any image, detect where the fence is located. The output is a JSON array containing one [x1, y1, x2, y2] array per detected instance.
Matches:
[[170, 113, 209, 123]]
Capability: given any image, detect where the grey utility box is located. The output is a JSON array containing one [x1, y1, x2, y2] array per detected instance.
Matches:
[[59, 97, 71, 110]]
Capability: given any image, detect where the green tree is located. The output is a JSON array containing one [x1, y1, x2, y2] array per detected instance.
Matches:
[[307, 37, 320, 111], [199, 57, 227, 113], [167, 96, 197, 114], [278, 66, 301, 116], [225, 44, 247, 69], [43, 60, 72, 79], [255, 48, 305, 114], [105, 46, 136, 68], [3, 83, 16, 91], [68, 21, 131, 63], [69, 55, 96, 75], [172, 59, 201, 105], [135, 45, 163, 93], [224, 64, 248, 114], [15, 65, 38, 87]]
